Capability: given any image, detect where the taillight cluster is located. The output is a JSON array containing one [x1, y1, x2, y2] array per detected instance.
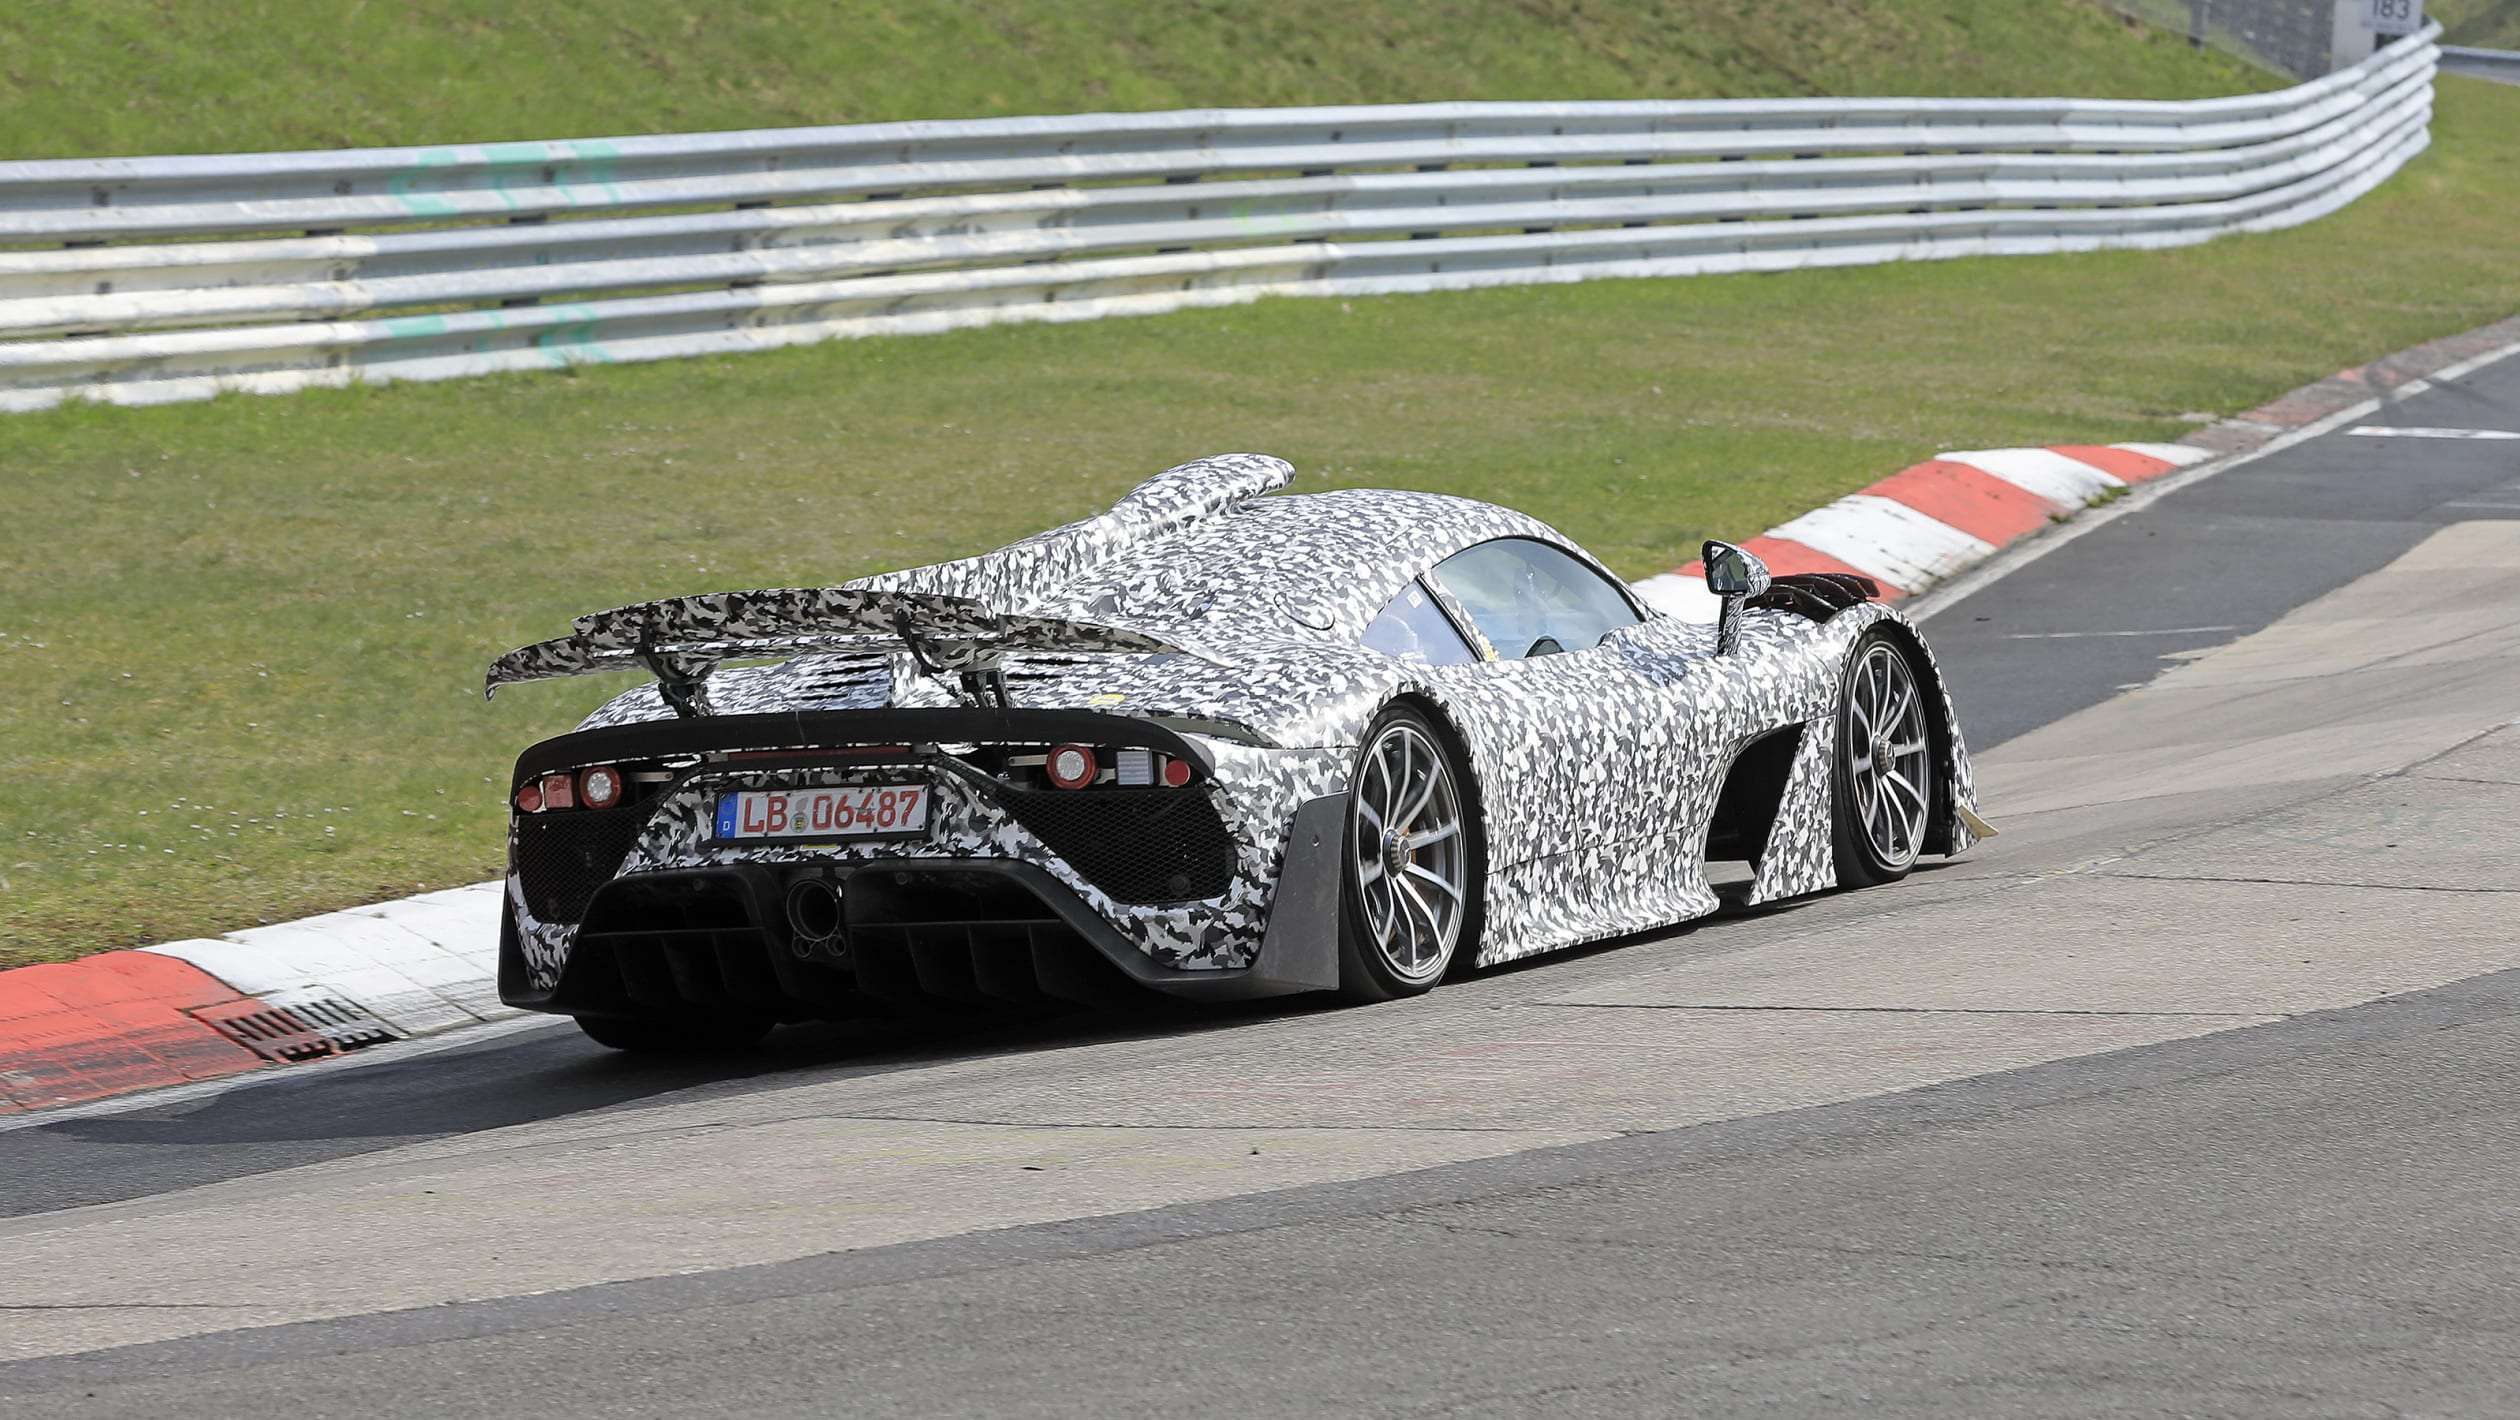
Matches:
[[1041, 743, 1195, 792], [515, 763, 627, 814]]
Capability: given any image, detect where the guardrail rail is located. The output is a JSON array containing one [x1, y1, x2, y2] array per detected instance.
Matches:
[[0, 23, 2440, 411], [2439, 44, 2520, 83]]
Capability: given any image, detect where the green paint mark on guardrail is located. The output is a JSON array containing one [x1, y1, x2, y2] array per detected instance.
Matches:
[[380, 313, 449, 340], [479, 143, 554, 211], [1228, 195, 1309, 239], [531, 303, 612, 368], [384, 150, 461, 217], [380, 141, 626, 219], [564, 140, 627, 207]]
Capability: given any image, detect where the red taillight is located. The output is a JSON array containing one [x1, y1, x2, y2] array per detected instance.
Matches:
[[1161, 756, 1194, 788], [513, 781, 545, 814], [1046, 743, 1098, 791], [539, 772, 577, 810], [578, 763, 624, 810]]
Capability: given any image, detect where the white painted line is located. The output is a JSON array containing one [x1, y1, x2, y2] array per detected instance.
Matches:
[[2111, 442, 2214, 466], [2345, 425, 2520, 439], [1998, 625, 2240, 640], [1939, 448, 2125, 510], [1768, 494, 1996, 592], [1910, 334, 2520, 623]]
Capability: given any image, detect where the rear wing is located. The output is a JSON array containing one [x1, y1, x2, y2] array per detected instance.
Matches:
[[485, 586, 1206, 715]]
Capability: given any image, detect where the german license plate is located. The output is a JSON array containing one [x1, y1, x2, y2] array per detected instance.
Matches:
[[713, 784, 929, 841]]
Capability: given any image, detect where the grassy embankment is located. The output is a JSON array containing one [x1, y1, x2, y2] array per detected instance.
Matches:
[[4, 0, 2266, 155], [3, 3, 2516, 964], [2433, 0, 2520, 49]]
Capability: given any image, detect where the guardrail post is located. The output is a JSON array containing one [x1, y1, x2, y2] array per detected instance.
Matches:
[[2332, 2, 2371, 69]]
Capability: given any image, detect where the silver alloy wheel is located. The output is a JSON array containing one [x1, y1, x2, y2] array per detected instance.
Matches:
[[1847, 642, 1931, 872], [1351, 720, 1468, 984]]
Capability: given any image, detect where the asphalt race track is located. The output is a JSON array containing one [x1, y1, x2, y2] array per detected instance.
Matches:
[[4, 352, 2518, 1417]]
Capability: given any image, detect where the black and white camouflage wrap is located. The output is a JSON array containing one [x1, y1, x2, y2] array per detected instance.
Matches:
[[494, 453, 1980, 993]]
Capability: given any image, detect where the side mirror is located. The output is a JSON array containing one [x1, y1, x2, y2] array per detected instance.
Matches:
[[1702, 540, 1771, 653], [1702, 540, 1771, 599]]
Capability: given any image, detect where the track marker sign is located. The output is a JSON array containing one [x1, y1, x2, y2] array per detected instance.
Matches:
[[2363, 0, 2424, 35]]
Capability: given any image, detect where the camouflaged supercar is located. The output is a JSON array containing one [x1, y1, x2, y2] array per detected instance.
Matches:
[[486, 454, 1983, 1050]]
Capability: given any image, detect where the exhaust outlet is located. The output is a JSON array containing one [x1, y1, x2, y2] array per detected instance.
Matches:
[[784, 876, 845, 959]]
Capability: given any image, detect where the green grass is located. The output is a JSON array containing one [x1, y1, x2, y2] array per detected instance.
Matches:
[[2433, 0, 2520, 48], [2, 7, 2514, 965], [0, 0, 2271, 158]]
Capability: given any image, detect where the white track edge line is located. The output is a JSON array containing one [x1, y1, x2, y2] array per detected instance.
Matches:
[[1908, 333, 2520, 623]]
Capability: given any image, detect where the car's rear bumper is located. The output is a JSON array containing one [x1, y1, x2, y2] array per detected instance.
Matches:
[[501, 708, 1352, 1001], [499, 792, 1347, 1019]]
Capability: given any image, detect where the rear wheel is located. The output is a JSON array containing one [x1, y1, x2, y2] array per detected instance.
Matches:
[[1337, 705, 1480, 1002], [1830, 630, 1936, 889], [574, 1015, 771, 1054]]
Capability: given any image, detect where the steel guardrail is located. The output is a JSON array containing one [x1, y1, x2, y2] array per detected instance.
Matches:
[[0, 23, 2440, 411], [2439, 44, 2520, 83]]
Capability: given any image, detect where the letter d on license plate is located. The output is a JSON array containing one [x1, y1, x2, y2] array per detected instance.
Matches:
[[714, 784, 930, 841]]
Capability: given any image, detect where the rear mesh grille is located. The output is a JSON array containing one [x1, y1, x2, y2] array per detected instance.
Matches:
[[512, 805, 652, 924], [996, 786, 1236, 903], [555, 869, 1159, 1022]]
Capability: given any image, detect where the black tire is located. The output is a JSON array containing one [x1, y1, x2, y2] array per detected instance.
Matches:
[[1830, 628, 1938, 890], [574, 1014, 771, 1054], [1336, 703, 1483, 1002]]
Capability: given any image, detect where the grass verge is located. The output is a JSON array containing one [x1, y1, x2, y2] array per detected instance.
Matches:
[[2434, 0, 2520, 49], [0, 1, 2266, 157]]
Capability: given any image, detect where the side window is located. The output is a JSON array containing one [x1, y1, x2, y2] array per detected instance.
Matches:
[[1428, 537, 1641, 660], [1361, 578, 1479, 667]]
